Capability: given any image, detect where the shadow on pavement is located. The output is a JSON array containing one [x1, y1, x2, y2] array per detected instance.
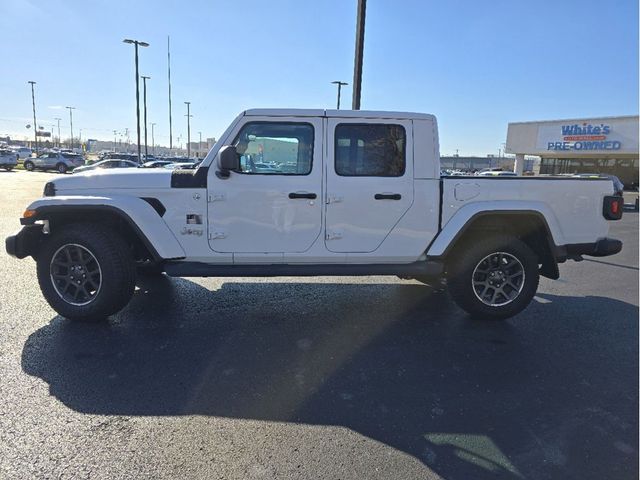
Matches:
[[22, 275, 639, 479]]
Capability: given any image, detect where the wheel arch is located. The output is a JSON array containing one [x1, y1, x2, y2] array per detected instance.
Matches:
[[22, 197, 185, 262], [430, 210, 561, 280]]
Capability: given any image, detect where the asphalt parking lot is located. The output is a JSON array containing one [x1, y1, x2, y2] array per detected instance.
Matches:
[[0, 170, 638, 480]]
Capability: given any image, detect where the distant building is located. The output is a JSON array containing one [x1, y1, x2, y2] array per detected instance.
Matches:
[[440, 156, 517, 172]]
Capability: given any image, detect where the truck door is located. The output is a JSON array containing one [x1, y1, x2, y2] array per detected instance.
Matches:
[[208, 118, 323, 255], [325, 119, 414, 253]]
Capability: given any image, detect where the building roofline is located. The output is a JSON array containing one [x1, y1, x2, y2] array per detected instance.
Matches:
[[508, 115, 639, 126]]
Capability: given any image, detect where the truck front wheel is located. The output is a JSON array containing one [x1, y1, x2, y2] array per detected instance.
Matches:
[[447, 235, 539, 320], [36, 224, 136, 321]]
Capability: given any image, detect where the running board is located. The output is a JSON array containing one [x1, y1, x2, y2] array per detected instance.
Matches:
[[163, 260, 444, 278]]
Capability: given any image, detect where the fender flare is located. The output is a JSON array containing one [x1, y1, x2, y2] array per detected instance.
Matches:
[[23, 195, 186, 260]]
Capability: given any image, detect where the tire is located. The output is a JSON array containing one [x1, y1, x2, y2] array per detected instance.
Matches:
[[56, 163, 67, 174], [447, 235, 539, 320], [36, 224, 136, 321], [24, 160, 34, 171], [5, 166, 13, 171]]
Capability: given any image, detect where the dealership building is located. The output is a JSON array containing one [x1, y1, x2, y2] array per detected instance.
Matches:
[[506, 115, 639, 187]]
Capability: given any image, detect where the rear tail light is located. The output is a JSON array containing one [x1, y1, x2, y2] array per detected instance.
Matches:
[[603, 196, 623, 220]]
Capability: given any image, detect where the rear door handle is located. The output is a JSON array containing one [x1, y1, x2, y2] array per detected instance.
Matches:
[[374, 193, 402, 200], [289, 192, 317, 199]]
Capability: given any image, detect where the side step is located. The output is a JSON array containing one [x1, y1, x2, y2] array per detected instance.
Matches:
[[164, 260, 444, 278]]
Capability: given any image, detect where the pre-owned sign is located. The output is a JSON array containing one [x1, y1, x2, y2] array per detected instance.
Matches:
[[535, 118, 638, 154]]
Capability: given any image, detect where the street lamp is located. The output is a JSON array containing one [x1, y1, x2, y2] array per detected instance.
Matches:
[[66, 106, 75, 150], [331, 81, 348, 109], [54, 117, 61, 148], [184, 102, 192, 158], [123, 38, 150, 163], [27, 81, 38, 154], [151, 123, 156, 155], [198, 131, 202, 158], [141, 75, 150, 159]]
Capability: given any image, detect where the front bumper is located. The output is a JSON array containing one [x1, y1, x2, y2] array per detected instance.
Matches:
[[559, 237, 623, 260], [5, 225, 44, 259]]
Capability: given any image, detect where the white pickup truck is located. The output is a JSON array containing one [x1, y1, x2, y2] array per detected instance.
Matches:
[[6, 109, 623, 321]]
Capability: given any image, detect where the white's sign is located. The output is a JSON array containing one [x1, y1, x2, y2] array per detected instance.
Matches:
[[536, 118, 638, 154]]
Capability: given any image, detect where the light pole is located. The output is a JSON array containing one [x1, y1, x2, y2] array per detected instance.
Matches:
[[352, 0, 366, 110], [123, 38, 150, 163], [167, 36, 173, 151], [331, 81, 348, 109], [141, 75, 150, 159], [27, 81, 38, 154], [79, 128, 83, 150], [113, 130, 118, 151], [184, 102, 191, 158], [151, 123, 156, 155], [54, 117, 61, 148], [66, 106, 75, 150], [198, 131, 202, 158]]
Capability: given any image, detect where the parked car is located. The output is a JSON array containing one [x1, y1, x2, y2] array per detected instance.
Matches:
[[11, 146, 32, 159], [141, 160, 174, 168], [478, 170, 518, 177], [23, 152, 84, 173], [73, 159, 140, 174], [162, 162, 198, 170], [572, 174, 624, 197], [0, 149, 18, 171], [5, 108, 624, 322]]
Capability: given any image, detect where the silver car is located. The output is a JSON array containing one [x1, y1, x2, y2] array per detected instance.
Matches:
[[23, 152, 85, 174], [0, 149, 18, 171]]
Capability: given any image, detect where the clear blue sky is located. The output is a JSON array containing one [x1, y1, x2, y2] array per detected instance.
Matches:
[[1, 0, 638, 155]]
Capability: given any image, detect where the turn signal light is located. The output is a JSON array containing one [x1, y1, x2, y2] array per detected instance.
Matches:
[[22, 209, 37, 218], [611, 200, 619, 214]]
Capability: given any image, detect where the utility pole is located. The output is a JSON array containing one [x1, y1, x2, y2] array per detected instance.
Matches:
[[66, 106, 75, 150], [113, 130, 117, 151], [27, 81, 38, 154], [54, 117, 61, 148], [124, 127, 130, 152], [198, 131, 202, 158], [184, 101, 191, 158], [351, 0, 366, 110], [151, 123, 156, 155], [167, 36, 173, 151], [123, 38, 150, 163], [331, 81, 348, 109], [141, 75, 150, 159]]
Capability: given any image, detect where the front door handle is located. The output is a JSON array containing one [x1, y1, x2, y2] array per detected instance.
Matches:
[[374, 193, 402, 200], [289, 192, 317, 199]]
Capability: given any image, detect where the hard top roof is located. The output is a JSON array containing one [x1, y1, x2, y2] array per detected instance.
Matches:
[[243, 108, 435, 121]]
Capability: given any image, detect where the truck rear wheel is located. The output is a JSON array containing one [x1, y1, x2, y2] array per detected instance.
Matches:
[[447, 235, 539, 320], [36, 224, 136, 321]]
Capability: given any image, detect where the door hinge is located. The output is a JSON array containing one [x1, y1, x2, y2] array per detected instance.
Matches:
[[326, 195, 343, 204], [208, 193, 225, 202], [325, 231, 343, 240], [209, 232, 226, 240]]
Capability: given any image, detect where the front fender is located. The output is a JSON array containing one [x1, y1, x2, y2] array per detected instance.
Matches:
[[24, 195, 186, 260], [426, 201, 563, 257]]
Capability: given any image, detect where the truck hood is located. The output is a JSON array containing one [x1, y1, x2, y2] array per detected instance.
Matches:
[[52, 168, 174, 191]]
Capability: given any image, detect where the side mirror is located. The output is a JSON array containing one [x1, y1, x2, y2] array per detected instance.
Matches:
[[216, 145, 239, 179]]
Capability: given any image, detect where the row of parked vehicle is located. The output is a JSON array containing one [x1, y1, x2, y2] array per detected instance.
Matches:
[[12, 149, 199, 174]]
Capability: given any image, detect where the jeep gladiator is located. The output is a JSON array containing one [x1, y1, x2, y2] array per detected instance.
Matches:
[[5, 109, 623, 321]]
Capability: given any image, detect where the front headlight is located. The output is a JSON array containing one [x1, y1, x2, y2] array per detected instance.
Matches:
[[43, 182, 56, 197]]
